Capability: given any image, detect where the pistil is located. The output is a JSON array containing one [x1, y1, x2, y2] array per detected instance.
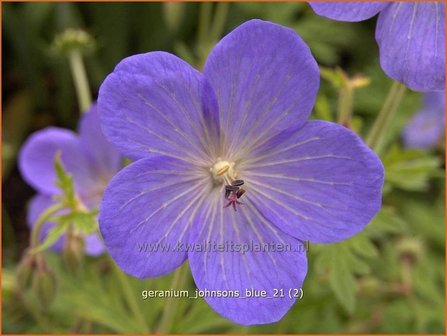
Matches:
[[210, 159, 246, 211]]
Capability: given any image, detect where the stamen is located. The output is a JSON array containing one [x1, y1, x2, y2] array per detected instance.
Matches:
[[217, 165, 229, 175], [231, 179, 244, 187], [224, 180, 246, 211], [210, 159, 236, 182], [210, 159, 246, 211], [236, 189, 246, 199]]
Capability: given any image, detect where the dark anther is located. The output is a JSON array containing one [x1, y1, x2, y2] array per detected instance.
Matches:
[[225, 185, 239, 199], [225, 185, 239, 192], [224, 180, 246, 211], [236, 189, 246, 199], [231, 179, 245, 187]]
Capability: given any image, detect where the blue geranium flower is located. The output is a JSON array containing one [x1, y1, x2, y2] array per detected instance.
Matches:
[[97, 20, 384, 325], [19, 105, 122, 255], [309, 2, 445, 92], [403, 91, 445, 149]]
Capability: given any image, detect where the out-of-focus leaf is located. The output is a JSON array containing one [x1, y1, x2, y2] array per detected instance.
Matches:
[[53, 154, 76, 208], [328, 248, 357, 313], [365, 206, 407, 239], [163, 3, 185, 33], [2, 91, 33, 180], [314, 229, 383, 314], [173, 41, 196, 67], [2, 205, 17, 264], [234, 2, 303, 24], [23, 3, 55, 31], [347, 234, 378, 259], [383, 145, 441, 191], [313, 93, 334, 122], [295, 15, 370, 65], [34, 221, 69, 253], [316, 245, 357, 313], [320, 66, 346, 89], [52, 210, 98, 235], [394, 195, 444, 254], [176, 298, 232, 333]]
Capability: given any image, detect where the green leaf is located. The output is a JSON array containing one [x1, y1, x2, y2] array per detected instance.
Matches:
[[383, 145, 441, 191], [365, 206, 407, 239], [314, 230, 382, 313], [347, 234, 378, 259], [320, 66, 345, 89], [34, 220, 70, 253], [313, 93, 334, 122], [328, 248, 356, 313], [53, 152, 77, 208], [52, 210, 98, 235]]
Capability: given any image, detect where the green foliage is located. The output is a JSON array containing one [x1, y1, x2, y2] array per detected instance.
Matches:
[[33, 154, 98, 254], [33, 221, 70, 254], [53, 211, 98, 235], [383, 145, 441, 192], [314, 233, 378, 313], [53, 152, 76, 208]]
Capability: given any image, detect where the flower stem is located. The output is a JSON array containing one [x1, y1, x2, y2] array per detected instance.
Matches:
[[110, 258, 150, 333], [197, 2, 213, 52], [68, 49, 92, 113], [30, 203, 65, 249], [366, 81, 406, 154], [337, 83, 354, 127], [210, 2, 230, 43], [156, 264, 188, 334]]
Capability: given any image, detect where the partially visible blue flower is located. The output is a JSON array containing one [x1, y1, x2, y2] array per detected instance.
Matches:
[[309, 2, 445, 92], [403, 91, 445, 149], [97, 19, 384, 325], [19, 105, 122, 255]]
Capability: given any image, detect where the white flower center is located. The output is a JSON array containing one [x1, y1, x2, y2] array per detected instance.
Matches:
[[210, 158, 247, 212], [210, 158, 237, 184]]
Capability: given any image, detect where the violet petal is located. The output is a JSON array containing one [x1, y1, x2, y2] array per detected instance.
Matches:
[[99, 156, 208, 278], [19, 127, 97, 195], [241, 121, 384, 243], [309, 2, 388, 21], [98, 52, 220, 163], [188, 190, 307, 325], [376, 2, 446, 91], [204, 19, 319, 158]]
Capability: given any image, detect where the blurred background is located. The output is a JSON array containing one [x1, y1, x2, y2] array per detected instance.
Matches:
[[2, 2, 445, 334]]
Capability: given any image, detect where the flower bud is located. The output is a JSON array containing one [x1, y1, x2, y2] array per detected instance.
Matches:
[[52, 28, 95, 55], [396, 238, 424, 265], [358, 277, 380, 297], [32, 265, 57, 308], [350, 75, 370, 89], [16, 252, 36, 290], [63, 231, 85, 272]]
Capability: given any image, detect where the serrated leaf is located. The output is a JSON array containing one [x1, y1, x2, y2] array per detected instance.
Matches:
[[344, 252, 370, 276], [314, 231, 382, 313], [366, 206, 407, 239], [347, 234, 378, 259], [53, 152, 76, 208], [34, 221, 70, 253], [383, 145, 441, 191], [328, 248, 356, 313], [52, 210, 98, 235]]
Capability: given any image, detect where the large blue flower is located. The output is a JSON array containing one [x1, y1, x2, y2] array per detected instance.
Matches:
[[309, 2, 445, 92], [98, 20, 384, 325], [19, 105, 122, 255]]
